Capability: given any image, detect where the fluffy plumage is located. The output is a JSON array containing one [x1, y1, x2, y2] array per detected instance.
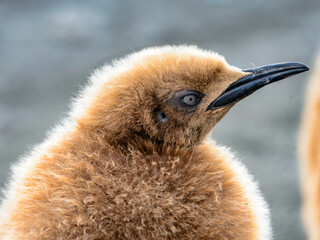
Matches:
[[0, 45, 275, 239]]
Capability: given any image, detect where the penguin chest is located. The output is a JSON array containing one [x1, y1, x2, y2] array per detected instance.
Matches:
[[95, 150, 259, 239]]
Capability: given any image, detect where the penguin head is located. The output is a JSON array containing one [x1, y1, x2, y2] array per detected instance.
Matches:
[[75, 46, 308, 148]]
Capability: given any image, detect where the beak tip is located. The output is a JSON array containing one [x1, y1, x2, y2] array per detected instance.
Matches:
[[291, 62, 309, 73], [301, 63, 310, 72]]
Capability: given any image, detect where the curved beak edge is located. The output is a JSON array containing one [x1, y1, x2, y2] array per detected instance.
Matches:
[[206, 62, 309, 111]]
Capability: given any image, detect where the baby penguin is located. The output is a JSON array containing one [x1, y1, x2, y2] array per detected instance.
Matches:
[[0, 46, 308, 239]]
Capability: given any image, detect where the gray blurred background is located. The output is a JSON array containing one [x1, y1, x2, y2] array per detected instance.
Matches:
[[0, 0, 319, 239]]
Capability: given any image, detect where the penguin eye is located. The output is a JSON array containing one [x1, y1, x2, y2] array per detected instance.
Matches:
[[169, 90, 203, 111], [182, 94, 200, 106]]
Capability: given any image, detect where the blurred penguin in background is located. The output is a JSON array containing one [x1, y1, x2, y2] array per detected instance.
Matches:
[[300, 54, 320, 240]]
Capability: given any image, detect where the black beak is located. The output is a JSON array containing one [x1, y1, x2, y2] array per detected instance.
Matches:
[[206, 62, 309, 111]]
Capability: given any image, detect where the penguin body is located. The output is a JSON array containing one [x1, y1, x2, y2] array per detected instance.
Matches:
[[0, 138, 270, 239], [0, 46, 308, 239]]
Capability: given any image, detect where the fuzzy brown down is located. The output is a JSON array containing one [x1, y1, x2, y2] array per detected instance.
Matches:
[[4, 132, 257, 239], [0, 47, 260, 239], [300, 55, 320, 240]]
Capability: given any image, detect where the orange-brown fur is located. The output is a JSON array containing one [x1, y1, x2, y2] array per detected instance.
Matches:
[[300, 55, 320, 240], [0, 46, 265, 239], [5, 137, 257, 239]]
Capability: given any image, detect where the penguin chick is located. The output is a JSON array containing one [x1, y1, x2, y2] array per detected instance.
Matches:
[[0, 46, 308, 240]]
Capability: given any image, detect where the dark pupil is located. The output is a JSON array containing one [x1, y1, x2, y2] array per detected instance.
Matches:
[[183, 94, 198, 105]]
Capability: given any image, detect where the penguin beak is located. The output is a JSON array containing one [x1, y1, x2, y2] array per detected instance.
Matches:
[[206, 62, 309, 111]]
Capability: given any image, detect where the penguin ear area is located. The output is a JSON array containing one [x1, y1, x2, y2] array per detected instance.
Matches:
[[156, 110, 168, 123]]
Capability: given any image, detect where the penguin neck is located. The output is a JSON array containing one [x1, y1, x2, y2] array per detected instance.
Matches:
[[128, 133, 196, 156], [78, 125, 195, 158]]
